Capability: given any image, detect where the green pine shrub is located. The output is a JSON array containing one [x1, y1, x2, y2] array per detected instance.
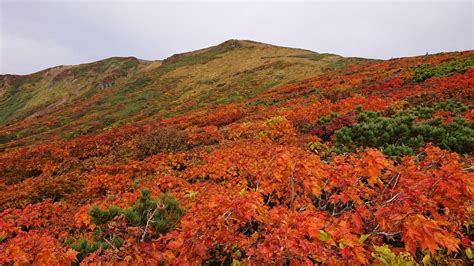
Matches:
[[71, 238, 121, 262], [88, 188, 185, 235], [334, 102, 474, 157], [88, 205, 123, 225], [413, 55, 474, 83], [124, 188, 185, 234]]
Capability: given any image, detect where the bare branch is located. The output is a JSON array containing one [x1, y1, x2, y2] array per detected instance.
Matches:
[[385, 193, 400, 204], [375, 231, 401, 237], [104, 234, 119, 252], [464, 166, 474, 172], [141, 206, 159, 242]]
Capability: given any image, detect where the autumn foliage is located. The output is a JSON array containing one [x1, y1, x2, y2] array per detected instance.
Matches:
[[0, 51, 473, 264]]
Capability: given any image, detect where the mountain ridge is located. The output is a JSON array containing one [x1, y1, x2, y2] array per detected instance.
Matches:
[[0, 39, 335, 76]]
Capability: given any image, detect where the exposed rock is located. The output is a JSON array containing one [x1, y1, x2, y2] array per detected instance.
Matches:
[[97, 80, 113, 90]]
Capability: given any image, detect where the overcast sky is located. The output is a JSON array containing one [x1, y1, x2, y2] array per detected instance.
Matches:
[[1, 0, 472, 74]]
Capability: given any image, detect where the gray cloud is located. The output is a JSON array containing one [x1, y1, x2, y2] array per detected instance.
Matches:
[[1, 0, 472, 74]]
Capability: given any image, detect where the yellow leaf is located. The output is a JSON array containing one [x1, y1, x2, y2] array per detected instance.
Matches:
[[318, 230, 331, 242], [466, 248, 473, 259], [422, 254, 431, 265], [251, 232, 259, 241], [164, 250, 175, 260], [359, 234, 370, 244], [0, 231, 8, 243]]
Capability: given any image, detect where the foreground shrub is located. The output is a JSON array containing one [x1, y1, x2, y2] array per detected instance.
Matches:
[[124, 188, 185, 234], [70, 238, 122, 262], [413, 55, 474, 82], [334, 106, 474, 156], [134, 127, 189, 160], [88, 188, 185, 237]]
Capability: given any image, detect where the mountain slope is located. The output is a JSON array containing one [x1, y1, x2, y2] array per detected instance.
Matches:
[[0, 41, 473, 264], [0, 57, 152, 125], [0, 40, 369, 149]]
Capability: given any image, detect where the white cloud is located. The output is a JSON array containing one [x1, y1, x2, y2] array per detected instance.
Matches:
[[0, 32, 79, 74]]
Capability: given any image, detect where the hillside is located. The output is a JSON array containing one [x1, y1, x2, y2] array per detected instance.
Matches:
[[0, 41, 473, 265], [0, 40, 367, 149]]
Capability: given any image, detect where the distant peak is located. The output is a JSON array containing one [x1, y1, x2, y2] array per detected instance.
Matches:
[[217, 39, 245, 49], [217, 39, 271, 49], [162, 39, 249, 65]]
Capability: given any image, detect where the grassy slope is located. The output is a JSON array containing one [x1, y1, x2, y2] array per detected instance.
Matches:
[[0, 57, 150, 125], [0, 40, 370, 149]]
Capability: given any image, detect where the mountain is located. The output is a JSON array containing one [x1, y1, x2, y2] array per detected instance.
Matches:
[[0, 40, 369, 149], [0, 41, 473, 265]]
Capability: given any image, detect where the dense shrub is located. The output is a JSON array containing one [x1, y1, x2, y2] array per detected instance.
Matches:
[[123, 188, 185, 234], [310, 112, 357, 141], [134, 127, 189, 160], [71, 238, 122, 262], [334, 105, 474, 156], [321, 88, 352, 102], [4, 168, 42, 185], [413, 55, 474, 82], [404, 93, 440, 107], [0, 133, 15, 145], [88, 205, 122, 225], [405, 100, 469, 118], [257, 116, 297, 143], [247, 97, 281, 106], [88, 188, 185, 236], [307, 141, 331, 159], [187, 125, 222, 146]]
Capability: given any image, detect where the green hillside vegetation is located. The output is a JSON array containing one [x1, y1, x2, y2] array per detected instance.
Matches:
[[0, 57, 148, 125]]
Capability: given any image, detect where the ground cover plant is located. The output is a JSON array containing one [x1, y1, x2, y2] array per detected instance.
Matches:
[[0, 44, 473, 264]]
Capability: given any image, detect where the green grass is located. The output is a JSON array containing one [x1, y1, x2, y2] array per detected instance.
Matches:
[[288, 53, 333, 61], [95, 77, 151, 108], [322, 57, 371, 72], [155, 46, 232, 76], [0, 80, 33, 125]]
